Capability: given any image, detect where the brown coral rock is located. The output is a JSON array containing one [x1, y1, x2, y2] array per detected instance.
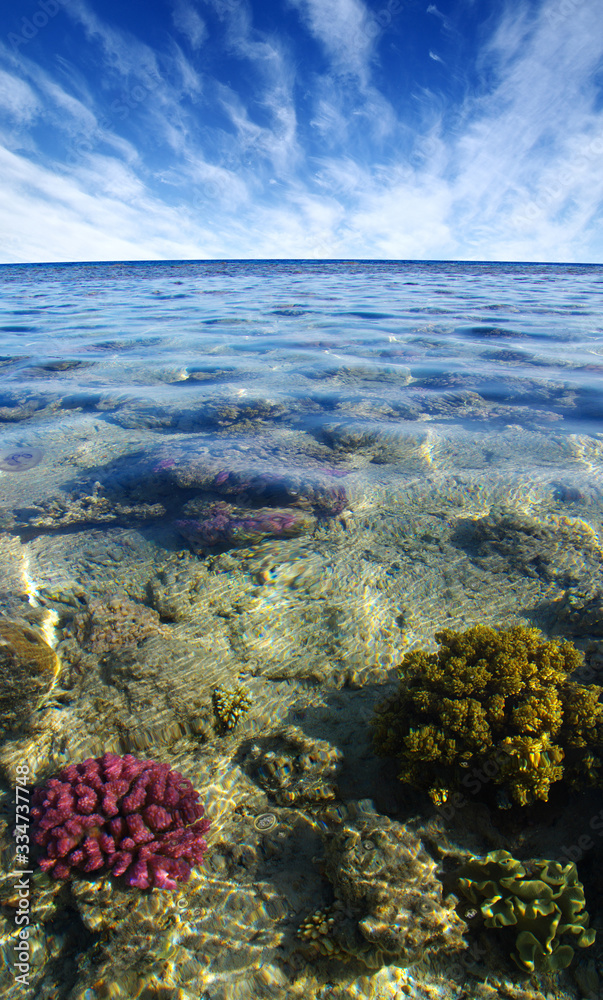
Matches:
[[0, 618, 60, 736], [304, 802, 465, 968], [69, 596, 170, 654]]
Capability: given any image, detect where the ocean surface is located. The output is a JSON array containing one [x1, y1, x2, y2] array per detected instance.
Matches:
[[1, 259, 603, 1000]]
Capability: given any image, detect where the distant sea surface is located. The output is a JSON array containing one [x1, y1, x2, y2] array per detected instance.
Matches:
[[0, 258, 602, 446]]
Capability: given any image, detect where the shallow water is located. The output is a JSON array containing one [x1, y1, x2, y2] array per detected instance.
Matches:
[[1, 259, 603, 1000]]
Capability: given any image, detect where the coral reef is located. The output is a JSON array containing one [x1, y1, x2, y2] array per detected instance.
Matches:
[[212, 684, 253, 732], [14, 482, 165, 529], [298, 802, 465, 968], [297, 906, 350, 960], [552, 587, 603, 636], [244, 726, 342, 806], [0, 618, 60, 736], [158, 454, 349, 517], [372, 624, 603, 807], [176, 503, 314, 551], [467, 509, 603, 586], [451, 849, 595, 972], [31, 752, 210, 889], [206, 467, 348, 517], [68, 595, 170, 654]]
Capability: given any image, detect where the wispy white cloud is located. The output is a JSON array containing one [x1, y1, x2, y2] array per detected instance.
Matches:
[[172, 0, 207, 49], [0, 69, 39, 124], [0, 0, 602, 262], [0, 144, 221, 262], [288, 0, 375, 83], [68, 0, 162, 85], [444, 0, 603, 259]]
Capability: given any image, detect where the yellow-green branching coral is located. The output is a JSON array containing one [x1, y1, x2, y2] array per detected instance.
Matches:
[[452, 849, 595, 972], [371, 624, 603, 807], [212, 684, 253, 733]]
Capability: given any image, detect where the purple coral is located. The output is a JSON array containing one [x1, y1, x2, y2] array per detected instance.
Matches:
[[176, 503, 313, 551], [31, 753, 210, 890], [209, 469, 347, 515]]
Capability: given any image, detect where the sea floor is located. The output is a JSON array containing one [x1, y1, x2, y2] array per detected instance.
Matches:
[[1, 418, 603, 1000]]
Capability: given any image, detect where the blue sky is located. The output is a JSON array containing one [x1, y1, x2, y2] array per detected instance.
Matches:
[[0, 0, 602, 262]]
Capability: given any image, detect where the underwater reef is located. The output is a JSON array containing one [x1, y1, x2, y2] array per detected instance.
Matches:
[[297, 802, 466, 968], [31, 752, 210, 889], [165, 461, 348, 517], [372, 624, 603, 807], [176, 502, 314, 551], [0, 618, 60, 738], [451, 849, 595, 972]]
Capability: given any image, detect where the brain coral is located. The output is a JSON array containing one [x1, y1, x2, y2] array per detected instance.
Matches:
[[452, 849, 595, 972], [372, 624, 603, 807], [31, 752, 210, 889]]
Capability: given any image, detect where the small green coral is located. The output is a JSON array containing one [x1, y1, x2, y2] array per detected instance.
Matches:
[[212, 683, 253, 733], [372, 624, 603, 806], [453, 849, 595, 972]]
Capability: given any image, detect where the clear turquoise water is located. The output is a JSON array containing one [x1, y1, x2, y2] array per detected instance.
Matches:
[[2, 259, 603, 1000], [0, 260, 602, 444]]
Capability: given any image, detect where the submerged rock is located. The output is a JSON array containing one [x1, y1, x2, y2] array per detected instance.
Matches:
[[158, 455, 349, 517], [298, 802, 465, 969], [14, 482, 165, 530], [67, 595, 171, 654], [0, 618, 60, 737], [243, 726, 343, 806], [176, 502, 315, 552], [465, 508, 603, 587]]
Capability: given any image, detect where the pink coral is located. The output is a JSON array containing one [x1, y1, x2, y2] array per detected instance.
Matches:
[[31, 753, 210, 890]]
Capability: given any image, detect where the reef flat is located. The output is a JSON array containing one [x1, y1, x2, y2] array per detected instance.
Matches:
[[1, 417, 603, 1000]]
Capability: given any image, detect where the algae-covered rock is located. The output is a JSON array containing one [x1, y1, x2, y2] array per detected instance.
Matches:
[[0, 619, 60, 736], [297, 802, 465, 969], [553, 587, 603, 636], [372, 624, 603, 807], [468, 509, 603, 586], [68, 595, 171, 654], [15, 482, 165, 529], [244, 726, 342, 806], [452, 849, 595, 972]]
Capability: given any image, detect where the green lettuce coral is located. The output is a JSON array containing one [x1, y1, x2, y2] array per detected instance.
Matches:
[[372, 624, 603, 807], [452, 849, 595, 972]]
